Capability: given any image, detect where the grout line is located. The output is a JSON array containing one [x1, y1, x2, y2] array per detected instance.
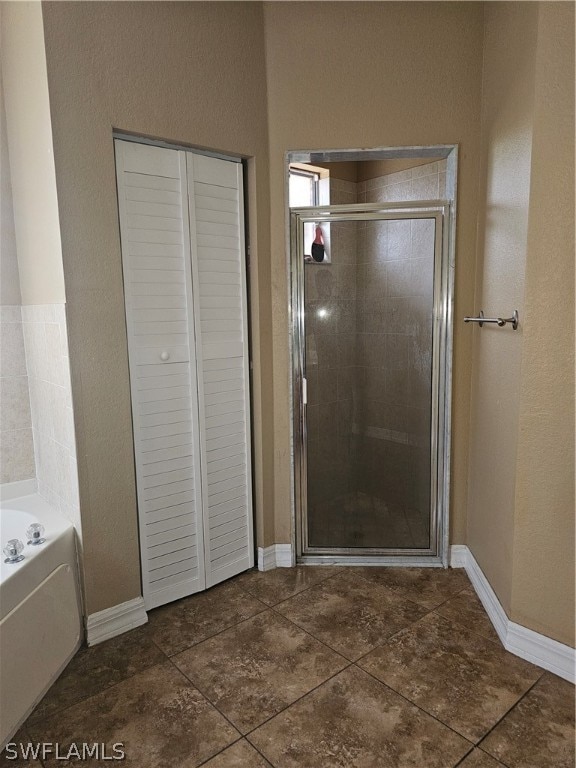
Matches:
[[431, 607, 506, 648], [473, 673, 545, 752], [243, 661, 355, 739], [194, 736, 245, 768], [475, 746, 513, 768], [25, 653, 172, 729], [161, 603, 270, 657], [166, 655, 244, 739], [151, 598, 270, 658], [195, 736, 276, 768], [233, 566, 344, 608], [149, 634, 179, 659], [351, 565, 471, 612], [452, 745, 476, 767], [357, 662, 477, 746], [266, 602, 353, 664], [352, 615, 429, 667], [242, 738, 275, 768]]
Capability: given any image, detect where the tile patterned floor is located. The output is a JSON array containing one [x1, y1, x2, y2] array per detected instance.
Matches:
[[3, 567, 574, 767]]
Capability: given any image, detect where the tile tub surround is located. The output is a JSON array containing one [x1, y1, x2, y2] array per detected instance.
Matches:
[[20, 304, 80, 533], [0, 306, 35, 483], [12, 566, 574, 767]]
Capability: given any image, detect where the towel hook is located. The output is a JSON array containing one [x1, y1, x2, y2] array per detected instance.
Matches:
[[464, 310, 519, 330]]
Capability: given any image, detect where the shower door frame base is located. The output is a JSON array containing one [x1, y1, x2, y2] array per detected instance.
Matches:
[[300, 556, 445, 567], [290, 194, 455, 568]]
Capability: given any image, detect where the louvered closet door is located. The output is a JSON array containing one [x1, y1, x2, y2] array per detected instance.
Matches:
[[187, 153, 254, 588], [115, 140, 206, 609]]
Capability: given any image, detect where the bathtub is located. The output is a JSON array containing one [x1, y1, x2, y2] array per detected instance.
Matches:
[[0, 483, 82, 747]]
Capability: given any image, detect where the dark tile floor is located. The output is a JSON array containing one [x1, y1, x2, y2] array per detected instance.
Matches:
[[3, 567, 574, 767]]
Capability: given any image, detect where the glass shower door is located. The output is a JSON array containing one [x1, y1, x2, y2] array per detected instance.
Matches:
[[292, 205, 448, 559]]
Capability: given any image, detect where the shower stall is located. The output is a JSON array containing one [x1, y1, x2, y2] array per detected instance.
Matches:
[[290, 151, 455, 565]]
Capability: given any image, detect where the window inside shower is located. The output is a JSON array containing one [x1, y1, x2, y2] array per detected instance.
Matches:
[[289, 164, 331, 262]]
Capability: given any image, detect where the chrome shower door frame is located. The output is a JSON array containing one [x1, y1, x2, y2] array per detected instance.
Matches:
[[291, 201, 453, 566]]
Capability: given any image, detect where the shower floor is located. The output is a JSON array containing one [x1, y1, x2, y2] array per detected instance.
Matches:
[[307, 490, 430, 550]]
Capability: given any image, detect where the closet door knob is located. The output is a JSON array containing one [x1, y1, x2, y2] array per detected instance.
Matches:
[[160, 351, 170, 361]]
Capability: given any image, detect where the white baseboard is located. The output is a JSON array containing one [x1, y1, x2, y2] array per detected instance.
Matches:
[[448, 544, 468, 568], [257, 544, 293, 571], [86, 596, 148, 646], [450, 545, 575, 683], [257, 545, 276, 571]]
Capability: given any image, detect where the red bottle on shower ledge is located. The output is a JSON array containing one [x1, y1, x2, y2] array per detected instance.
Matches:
[[311, 226, 325, 262]]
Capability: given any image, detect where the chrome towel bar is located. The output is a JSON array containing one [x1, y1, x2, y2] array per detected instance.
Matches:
[[464, 309, 519, 330]]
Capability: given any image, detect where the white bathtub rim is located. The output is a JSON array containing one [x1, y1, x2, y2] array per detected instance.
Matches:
[[0, 493, 76, 620], [0, 479, 37, 502]]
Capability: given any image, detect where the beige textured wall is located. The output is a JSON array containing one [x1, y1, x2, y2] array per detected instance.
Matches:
[[41, 1, 272, 614], [468, 1, 574, 646], [264, 1, 484, 544], [511, 2, 575, 646], [0, 1, 65, 305], [34, 1, 573, 643], [466, 2, 538, 614], [0, 76, 20, 306], [315, 162, 358, 183]]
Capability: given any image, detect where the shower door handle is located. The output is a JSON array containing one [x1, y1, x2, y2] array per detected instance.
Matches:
[[302, 377, 307, 406]]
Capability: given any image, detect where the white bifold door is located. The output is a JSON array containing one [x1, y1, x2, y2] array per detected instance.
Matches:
[[115, 139, 253, 610]]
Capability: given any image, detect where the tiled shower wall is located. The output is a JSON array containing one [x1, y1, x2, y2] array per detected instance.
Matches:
[[357, 159, 447, 204], [305, 178, 358, 541], [356, 161, 445, 545], [0, 306, 35, 483], [21, 304, 81, 532], [355, 216, 435, 543]]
